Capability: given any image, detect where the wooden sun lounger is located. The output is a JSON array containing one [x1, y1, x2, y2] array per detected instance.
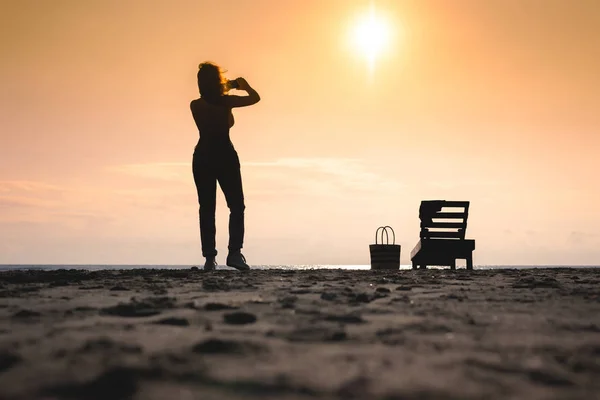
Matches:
[[410, 200, 475, 270]]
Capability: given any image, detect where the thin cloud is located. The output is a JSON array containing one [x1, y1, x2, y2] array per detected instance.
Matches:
[[108, 162, 190, 183], [107, 158, 405, 195], [0, 177, 191, 226], [0, 180, 67, 209], [0, 195, 60, 209], [428, 179, 507, 189], [244, 157, 405, 195], [0, 180, 63, 193], [568, 231, 599, 246]]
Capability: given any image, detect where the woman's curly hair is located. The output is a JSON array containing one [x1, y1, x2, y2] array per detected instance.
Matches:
[[197, 62, 228, 101]]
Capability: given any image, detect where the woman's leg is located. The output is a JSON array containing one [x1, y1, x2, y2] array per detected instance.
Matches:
[[218, 164, 245, 253], [192, 157, 218, 258]]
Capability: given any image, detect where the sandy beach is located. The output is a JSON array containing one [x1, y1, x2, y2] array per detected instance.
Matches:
[[0, 267, 599, 400]]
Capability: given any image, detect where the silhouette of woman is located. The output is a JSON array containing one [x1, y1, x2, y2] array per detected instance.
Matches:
[[191, 62, 260, 271]]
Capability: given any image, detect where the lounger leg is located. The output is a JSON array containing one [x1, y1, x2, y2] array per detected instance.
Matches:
[[412, 262, 417, 270], [467, 254, 473, 270], [419, 265, 427, 270], [450, 260, 456, 270]]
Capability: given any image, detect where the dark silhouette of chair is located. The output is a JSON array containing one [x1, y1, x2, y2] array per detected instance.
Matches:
[[410, 200, 475, 270]]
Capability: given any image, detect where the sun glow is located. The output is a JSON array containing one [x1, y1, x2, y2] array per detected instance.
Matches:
[[350, 5, 392, 72]]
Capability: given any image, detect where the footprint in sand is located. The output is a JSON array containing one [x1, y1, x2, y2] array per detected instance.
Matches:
[[0, 350, 22, 372], [12, 309, 41, 318], [223, 311, 257, 325], [192, 338, 265, 354], [152, 317, 190, 326], [42, 366, 143, 400], [100, 296, 176, 318], [203, 302, 239, 311]]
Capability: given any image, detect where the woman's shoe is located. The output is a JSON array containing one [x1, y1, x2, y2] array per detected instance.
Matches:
[[204, 257, 217, 271], [226, 252, 250, 271]]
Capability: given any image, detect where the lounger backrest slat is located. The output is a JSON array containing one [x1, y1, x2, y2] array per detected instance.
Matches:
[[419, 200, 470, 240]]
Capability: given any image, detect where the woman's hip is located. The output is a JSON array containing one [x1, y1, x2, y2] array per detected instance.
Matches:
[[192, 149, 240, 171]]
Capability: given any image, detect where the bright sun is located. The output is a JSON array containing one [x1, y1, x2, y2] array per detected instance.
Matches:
[[351, 5, 392, 71]]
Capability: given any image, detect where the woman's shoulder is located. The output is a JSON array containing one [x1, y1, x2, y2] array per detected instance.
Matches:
[[190, 98, 211, 112]]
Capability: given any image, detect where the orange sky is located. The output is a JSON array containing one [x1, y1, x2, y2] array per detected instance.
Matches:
[[1, 0, 599, 265]]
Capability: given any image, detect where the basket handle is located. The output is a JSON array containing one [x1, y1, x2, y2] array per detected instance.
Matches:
[[375, 226, 395, 245]]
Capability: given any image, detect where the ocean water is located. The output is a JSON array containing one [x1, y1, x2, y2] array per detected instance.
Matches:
[[0, 264, 598, 271]]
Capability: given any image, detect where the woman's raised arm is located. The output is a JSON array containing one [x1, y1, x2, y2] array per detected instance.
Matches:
[[226, 77, 260, 108]]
